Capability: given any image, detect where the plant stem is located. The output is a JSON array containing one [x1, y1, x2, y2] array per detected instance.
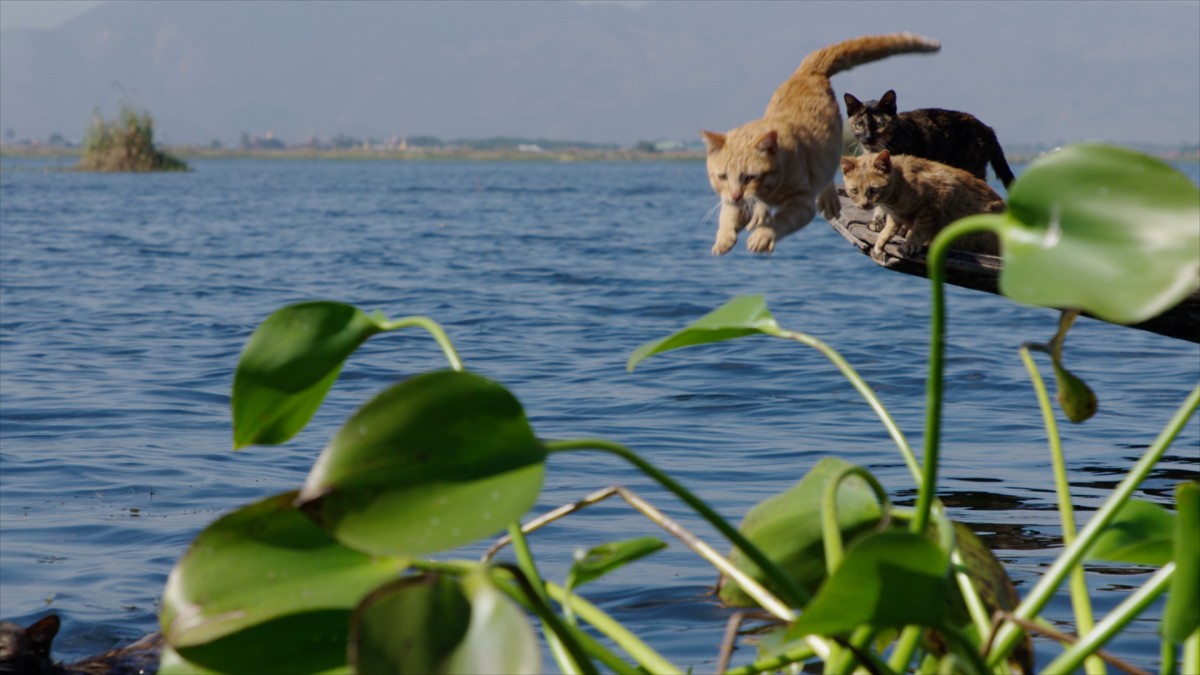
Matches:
[[769, 327, 922, 485], [1019, 345, 1104, 675], [546, 438, 811, 609], [822, 465, 891, 574], [543, 581, 681, 675], [987, 383, 1200, 666], [1042, 564, 1174, 674], [506, 523, 597, 674], [379, 316, 464, 371]]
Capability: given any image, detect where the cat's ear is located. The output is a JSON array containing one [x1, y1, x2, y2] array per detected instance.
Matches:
[[844, 93, 863, 116], [873, 150, 892, 173], [25, 614, 60, 652], [756, 130, 778, 155], [840, 157, 857, 174], [879, 90, 897, 112], [701, 131, 726, 153]]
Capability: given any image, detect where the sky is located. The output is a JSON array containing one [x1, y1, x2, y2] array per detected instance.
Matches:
[[1, 0, 1198, 148]]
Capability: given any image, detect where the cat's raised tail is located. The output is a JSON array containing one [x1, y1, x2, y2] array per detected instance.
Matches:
[[796, 33, 940, 79]]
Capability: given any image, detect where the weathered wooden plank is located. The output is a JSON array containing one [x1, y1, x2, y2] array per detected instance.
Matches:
[[827, 191, 1200, 344]]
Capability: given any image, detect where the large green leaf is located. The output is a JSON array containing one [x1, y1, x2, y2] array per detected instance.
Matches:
[[171, 610, 354, 675], [627, 295, 779, 371], [1086, 498, 1176, 566], [160, 491, 409, 652], [349, 570, 539, 674], [717, 457, 883, 607], [1163, 482, 1199, 643], [232, 302, 384, 448], [297, 370, 546, 556], [957, 144, 1200, 324], [786, 531, 950, 638]]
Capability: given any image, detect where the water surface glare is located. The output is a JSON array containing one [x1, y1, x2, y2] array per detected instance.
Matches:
[[1, 157, 1197, 671]]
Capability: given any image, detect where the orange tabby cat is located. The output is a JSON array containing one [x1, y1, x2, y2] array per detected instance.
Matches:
[[702, 33, 941, 256], [840, 150, 1003, 258]]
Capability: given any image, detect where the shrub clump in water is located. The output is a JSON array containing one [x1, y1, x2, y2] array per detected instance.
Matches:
[[77, 106, 188, 172]]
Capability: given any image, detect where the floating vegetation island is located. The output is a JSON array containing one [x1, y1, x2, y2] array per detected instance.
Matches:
[[76, 106, 188, 172]]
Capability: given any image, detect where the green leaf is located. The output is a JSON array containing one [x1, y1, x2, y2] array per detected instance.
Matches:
[[443, 569, 541, 673], [717, 457, 883, 607], [349, 570, 539, 674], [568, 537, 668, 589], [964, 144, 1200, 324], [1086, 498, 1176, 566], [627, 295, 779, 371], [786, 531, 950, 638], [173, 609, 353, 675], [1052, 359, 1098, 424], [232, 302, 384, 449], [160, 491, 409, 651], [1163, 482, 1199, 643], [297, 370, 546, 556]]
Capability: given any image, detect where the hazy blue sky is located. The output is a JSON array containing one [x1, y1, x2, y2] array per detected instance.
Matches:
[[1, 0, 1197, 147]]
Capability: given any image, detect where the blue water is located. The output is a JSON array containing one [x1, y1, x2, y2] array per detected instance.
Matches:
[[1, 157, 1197, 671]]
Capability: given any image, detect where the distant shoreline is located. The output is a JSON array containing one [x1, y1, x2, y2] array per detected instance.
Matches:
[[3, 144, 1198, 164]]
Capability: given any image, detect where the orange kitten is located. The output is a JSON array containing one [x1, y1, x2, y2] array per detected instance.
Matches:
[[702, 33, 940, 255], [840, 150, 1004, 258]]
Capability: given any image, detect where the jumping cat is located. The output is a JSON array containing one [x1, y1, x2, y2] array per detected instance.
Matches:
[[840, 150, 1003, 258], [702, 33, 940, 256], [0, 615, 162, 675], [844, 89, 1015, 188]]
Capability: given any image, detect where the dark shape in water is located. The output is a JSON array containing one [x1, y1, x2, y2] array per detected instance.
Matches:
[[0, 614, 161, 675]]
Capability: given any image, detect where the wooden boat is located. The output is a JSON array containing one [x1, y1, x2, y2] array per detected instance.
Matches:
[[827, 191, 1199, 344]]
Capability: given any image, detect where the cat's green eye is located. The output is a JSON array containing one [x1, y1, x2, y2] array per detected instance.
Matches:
[[741, 174, 757, 184], [867, 187, 879, 195], [717, 173, 728, 181], [848, 188, 858, 195]]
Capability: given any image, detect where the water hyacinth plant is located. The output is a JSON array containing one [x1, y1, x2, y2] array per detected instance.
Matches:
[[160, 144, 1198, 673], [77, 105, 188, 172]]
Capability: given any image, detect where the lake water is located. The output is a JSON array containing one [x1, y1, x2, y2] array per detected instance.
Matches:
[[1, 156, 1197, 671]]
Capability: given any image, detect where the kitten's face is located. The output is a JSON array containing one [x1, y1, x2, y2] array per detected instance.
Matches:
[[844, 90, 898, 150], [701, 126, 782, 205], [840, 151, 893, 209]]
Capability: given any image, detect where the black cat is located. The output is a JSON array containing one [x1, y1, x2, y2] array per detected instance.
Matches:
[[844, 89, 1015, 188], [0, 615, 161, 675]]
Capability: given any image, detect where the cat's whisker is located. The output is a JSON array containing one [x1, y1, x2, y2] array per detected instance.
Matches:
[[699, 201, 722, 231]]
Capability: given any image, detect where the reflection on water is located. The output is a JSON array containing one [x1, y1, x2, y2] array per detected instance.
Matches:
[[1, 158, 1196, 670]]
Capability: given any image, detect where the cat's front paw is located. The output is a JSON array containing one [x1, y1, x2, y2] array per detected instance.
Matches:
[[712, 230, 738, 256], [868, 208, 887, 233], [897, 238, 926, 258], [746, 228, 776, 254]]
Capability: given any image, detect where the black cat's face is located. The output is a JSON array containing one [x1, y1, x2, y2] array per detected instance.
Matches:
[[0, 616, 60, 675], [845, 90, 899, 151]]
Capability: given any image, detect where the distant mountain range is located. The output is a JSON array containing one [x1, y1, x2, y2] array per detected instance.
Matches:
[[0, 1, 735, 146], [2, 1, 1197, 148]]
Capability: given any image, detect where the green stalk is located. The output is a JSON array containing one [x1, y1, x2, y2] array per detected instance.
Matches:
[[490, 569, 637, 675], [886, 625, 925, 673], [1019, 344, 1104, 675], [378, 316, 464, 371], [543, 582, 681, 675], [768, 327, 922, 485], [546, 438, 811, 609], [1184, 630, 1199, 675], [822, 465, 891, 574], [987, 384, 1200, 666], [1042, 564, 1174, 674], [1161, 641, 1178, 675], [506, 523, 597, 674]]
